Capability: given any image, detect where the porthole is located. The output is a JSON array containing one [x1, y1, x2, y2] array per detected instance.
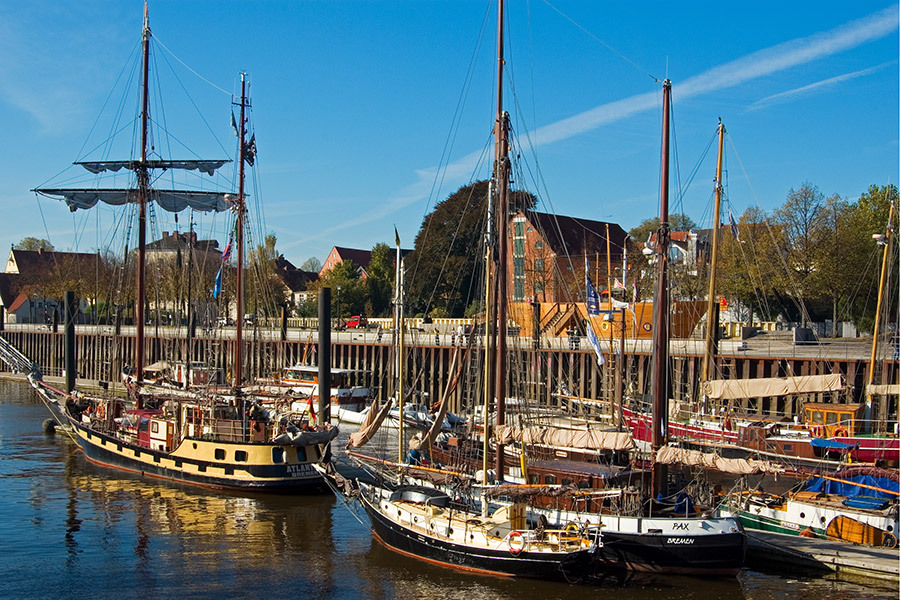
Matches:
[[799, 512, 805, 519], [215, 448, 226, 460], [193, 443, 198, 449], [820, 517, 826, 524], [888, 525, 894, 532]]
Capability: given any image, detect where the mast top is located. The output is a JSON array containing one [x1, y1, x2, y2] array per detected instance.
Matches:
[[143, 2, 150, 41]]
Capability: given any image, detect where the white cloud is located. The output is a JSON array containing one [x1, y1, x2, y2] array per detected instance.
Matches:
[[748, 61, 897, 110]]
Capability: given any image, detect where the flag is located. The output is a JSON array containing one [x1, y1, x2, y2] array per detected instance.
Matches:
[[614, 278, 626, 290], [221, 236, 233, 261], [585, 258, 600, 316], [586, 323, 606, 366], [728, 209, 740, 242], [213, 266, 223, 299], [231, 112, 239, 137], [394, 225, 401, 247], [243, 134, 256, 166]]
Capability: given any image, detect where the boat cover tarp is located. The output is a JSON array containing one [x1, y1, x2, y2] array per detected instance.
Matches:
[[272, 424, 339, 446], [655, 446, 784, 475], [866, 383, 900, 396], [348, 398, 393, 448], [803, 474, 900, 499], [810, 437, 855, 450], [493, 424, 635, 451], [35, 188, 231, 213], [702, 373, 843, 400]]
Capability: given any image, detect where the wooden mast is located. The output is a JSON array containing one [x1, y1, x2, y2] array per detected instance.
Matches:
[[493, 0, 510, 480], [702, 119, 725, 386], [234, 73, 247, 388], [135, 1, 151, 387], [651, 79, 672, 499], [865, 199, 894, 431]]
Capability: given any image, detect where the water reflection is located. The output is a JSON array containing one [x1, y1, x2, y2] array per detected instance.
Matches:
[[0, 379, 896, 600]]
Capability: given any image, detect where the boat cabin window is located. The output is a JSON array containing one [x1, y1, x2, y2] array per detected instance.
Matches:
[[235, 450, 248, 462], [215, 448, 226, 460], [825, 412, 838, 426], [139, 418, 150, 433], [809, 410, 825, 425], [151, 421, 159, 434], [272, 447, 284, 464], [300, 372, 316, 383]]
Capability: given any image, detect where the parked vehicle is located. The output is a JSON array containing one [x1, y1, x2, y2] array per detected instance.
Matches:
[[345, 315, 367, 328]]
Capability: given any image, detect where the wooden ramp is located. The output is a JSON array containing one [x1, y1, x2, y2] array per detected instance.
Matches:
[[745, 529, 899, 583]]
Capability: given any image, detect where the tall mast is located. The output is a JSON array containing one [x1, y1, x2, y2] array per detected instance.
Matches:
[[865, 199, 894, 431], [651, 79, 672, 499], [394, 233, 405, 464], [234, 73, 247, 388], [135, 1, 151, 386], [702, 119, 725, 385], [492, 0, 510, 481]]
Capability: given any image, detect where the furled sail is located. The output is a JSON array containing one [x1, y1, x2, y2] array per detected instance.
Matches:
[[34, 189, 231, 213], [76, 160, 229, 175], [493, 424, 635, 451], [702, 374, 844, 401], [348, 398, 394, 448], [656, 446, 784, 475]]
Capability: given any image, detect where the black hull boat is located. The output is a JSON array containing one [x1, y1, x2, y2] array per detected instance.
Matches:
[[318, 475, 601, 581], [592, 528, 746, 575]]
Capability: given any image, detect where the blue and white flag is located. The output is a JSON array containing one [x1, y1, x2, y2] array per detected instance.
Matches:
[[586, 321, 606, 366], [213, 266, 223, 299], [585, 257, 601, 316], [728, 209, 741, 242]]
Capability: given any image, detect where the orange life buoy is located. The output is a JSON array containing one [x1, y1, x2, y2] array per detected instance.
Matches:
[[810, 425, 824, 438], [832, 427, 849, 438], [97, 403, 107, 420], [508, 530, 525, 554]]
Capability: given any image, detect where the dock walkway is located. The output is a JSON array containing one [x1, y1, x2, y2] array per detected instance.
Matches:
[[745, 529, 899, 582]]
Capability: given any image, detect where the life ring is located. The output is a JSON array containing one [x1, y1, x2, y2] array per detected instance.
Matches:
[[565, 522, 580, 534], [810, 425, 824, 438], [883, 532, 897, 549], [642, 322, 652, 332], [832, 427, 849, 438], [600, 321, 611, 332], [508, 530, 525, 555]]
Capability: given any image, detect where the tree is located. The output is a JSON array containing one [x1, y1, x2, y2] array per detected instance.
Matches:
[[406, 180, 535, 317], [310, 259, 365, 319], [246, 233, 289, 319], [14, 237, 54, 251], [300, 256, 322, 273], [365, 242, 394, 317]]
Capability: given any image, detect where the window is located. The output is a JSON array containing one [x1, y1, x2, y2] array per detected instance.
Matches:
[[535, 259, 544, 272], [825, 412, 838, 425], [535, 240, 543, 249], [215, 448, 226, 460], [534, 282, 544, 294], [235, 450, 248, 462], [810, 410, 824, 425], [544, 475, 556, 485], [151, 421, 159, 434], [272, 447, 285, 464], [514, 221, 524, 236]]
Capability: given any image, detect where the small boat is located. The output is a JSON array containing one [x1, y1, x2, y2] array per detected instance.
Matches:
[[724, 467, 899, 547], [253, 363, 373, 422]]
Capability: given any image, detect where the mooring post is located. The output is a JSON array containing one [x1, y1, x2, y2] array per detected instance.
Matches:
[[65, 291, 76, 393], [317, 288, 332, 426]]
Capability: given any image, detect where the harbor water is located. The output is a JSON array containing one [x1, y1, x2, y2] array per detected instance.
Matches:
[[0, 379, 893, 600]]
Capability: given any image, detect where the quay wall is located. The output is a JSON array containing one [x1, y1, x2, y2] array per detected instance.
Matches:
[[0, 328, 893, 422]]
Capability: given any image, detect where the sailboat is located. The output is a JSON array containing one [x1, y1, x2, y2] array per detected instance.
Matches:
[[317, 0, 603, 580], [28, 4, 336, 491]]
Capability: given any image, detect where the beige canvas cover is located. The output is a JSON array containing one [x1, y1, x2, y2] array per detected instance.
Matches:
[[348, 398, 393, 448], [702, 373, 843, 401], [656, 446, 784, 475], [866, 383, 900, 396], [493, 424, 635, 451]]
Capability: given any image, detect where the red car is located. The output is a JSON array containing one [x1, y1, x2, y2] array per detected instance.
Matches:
[[345, 315, 368, 328]]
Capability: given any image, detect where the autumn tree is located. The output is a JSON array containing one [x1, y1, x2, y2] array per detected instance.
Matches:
[[14, 237, 54, 251]]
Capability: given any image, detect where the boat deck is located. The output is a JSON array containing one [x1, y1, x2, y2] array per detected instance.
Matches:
[[745, 529, 899, 582]]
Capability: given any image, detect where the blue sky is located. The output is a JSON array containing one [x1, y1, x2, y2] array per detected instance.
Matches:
[[1, 1, 897, 268]]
